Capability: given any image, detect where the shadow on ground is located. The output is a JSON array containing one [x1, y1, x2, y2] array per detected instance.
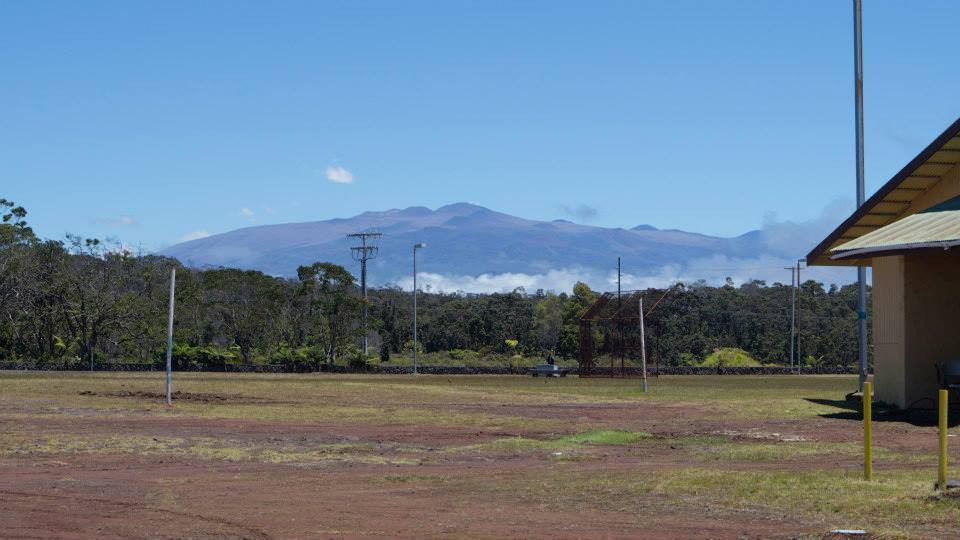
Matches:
[[806, 398, 960, 427]]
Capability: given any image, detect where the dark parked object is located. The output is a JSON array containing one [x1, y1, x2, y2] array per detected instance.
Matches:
[[531, 364, 569, 377], [936, 360, 960, 395]]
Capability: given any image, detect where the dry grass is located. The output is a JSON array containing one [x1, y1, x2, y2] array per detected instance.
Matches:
[[2, 371, 956, 538]]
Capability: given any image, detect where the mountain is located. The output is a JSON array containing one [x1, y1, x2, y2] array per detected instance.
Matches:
[[160, 203, 774, 288]]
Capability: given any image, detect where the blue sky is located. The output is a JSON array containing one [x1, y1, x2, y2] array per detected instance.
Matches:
[[3, 1, 958, 253]]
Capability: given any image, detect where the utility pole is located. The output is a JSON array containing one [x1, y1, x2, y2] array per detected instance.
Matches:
[[785, 266, 796, 369], [348, 232, 383, 356], [617, 257, 622, 303], [617, 257, 622, 372], [796, 258, 804, 374], [853, 0, 868, 391], [639, 296, 648, 392]]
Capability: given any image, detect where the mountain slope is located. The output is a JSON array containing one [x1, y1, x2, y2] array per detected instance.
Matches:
[[160, 203, 769, 285]]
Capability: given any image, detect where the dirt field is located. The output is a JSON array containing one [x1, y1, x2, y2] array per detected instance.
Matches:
[[1, 372, 958, 539]]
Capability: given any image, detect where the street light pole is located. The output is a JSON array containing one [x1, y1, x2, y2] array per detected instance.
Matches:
[[796, 258, 804, 374], [412, 243, 426, 375], [165, 267, 176, 406], [785, 266, 796, 369], [853, 0, 869, 391]]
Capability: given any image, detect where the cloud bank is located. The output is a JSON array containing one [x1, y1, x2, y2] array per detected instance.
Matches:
[[397, 260, 854, 295]]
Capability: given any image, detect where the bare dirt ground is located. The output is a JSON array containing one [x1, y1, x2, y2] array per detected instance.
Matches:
[[1, 373, 957, 539]]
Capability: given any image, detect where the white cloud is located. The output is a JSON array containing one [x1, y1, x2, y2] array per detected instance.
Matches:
[[240, 207, 255, 217], [560, 203, 598, 222], [178, 230, 211, 242], [96, 215, 136, 226], [759, 199, 852, 257], [325, 166, 354, 184]]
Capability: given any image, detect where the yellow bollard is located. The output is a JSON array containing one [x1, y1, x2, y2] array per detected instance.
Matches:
[[863, 381, 873, 481], [938, 389, 948, 490]]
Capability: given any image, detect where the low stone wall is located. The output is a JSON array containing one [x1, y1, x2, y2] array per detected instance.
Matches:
[[0, 360, 858, 375], [582, 365, 857, 376]]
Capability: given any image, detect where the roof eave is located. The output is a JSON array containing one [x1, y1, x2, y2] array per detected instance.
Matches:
[[807, 117, 960, 266], [830, 240, 960, 261]]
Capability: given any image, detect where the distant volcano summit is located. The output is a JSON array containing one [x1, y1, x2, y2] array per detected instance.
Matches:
[[160, 203, 776, 289]]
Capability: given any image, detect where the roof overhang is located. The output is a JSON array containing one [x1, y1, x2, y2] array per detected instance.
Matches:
[[831, 241, 960, 260], [807, 117, 960, 266], [829, 196, 960, 260]]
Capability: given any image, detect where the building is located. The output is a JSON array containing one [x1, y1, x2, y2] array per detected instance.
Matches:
[[807, 117, 960, 408]]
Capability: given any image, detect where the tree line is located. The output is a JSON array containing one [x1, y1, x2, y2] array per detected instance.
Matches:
[[0, 198, 867, 370]]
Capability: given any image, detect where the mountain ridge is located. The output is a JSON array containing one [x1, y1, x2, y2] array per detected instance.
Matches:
[[160, 203, 770, 284]]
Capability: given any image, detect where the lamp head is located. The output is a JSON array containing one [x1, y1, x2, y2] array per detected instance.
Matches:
[[414, 243, 427, 249]]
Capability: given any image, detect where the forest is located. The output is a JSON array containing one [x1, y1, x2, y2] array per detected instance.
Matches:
[[0, 198, 867, 371]]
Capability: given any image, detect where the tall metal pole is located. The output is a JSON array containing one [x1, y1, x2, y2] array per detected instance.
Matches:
[[165, 267, 176, 406], [854, 0, 868, 390], [412, 243, 425, 374], [639, 296, 648, 393], [785, 266, 796, 369], [413, 247, 417, 375]]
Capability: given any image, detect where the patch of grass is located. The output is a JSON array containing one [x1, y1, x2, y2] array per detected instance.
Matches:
[[557, 429, 652, 445], [689, 440, 930, 464], [652, 468, 960, 537], [381, 474, 449, 484], [455, 429, 652, 454], [0, 433, 421, 466], [693, 441, 847, 461], [428, 465, 959, 538], [0, 371, 861, 421]]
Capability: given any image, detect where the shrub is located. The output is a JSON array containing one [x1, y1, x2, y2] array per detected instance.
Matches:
[[700, 347, 761, 367], [347, 348, 371, 371], [268, 343, 322, 372], [161, 343, 236, 371], [403, 340, 424, 355], [379, 341, 390, 363], [448, 349, 478, 362]]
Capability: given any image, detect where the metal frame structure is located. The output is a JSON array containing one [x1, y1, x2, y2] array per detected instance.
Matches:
[[579, 290, 654, 378]]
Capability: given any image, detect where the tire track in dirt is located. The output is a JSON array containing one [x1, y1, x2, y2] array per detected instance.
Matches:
[[0, 489, 272, 539]]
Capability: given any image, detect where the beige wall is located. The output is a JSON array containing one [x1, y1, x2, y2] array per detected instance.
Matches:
[[903, 251, 960, 407], [872, 250, 960, 408], [872, 256, 905, 407], [867, 164, 960, 407]]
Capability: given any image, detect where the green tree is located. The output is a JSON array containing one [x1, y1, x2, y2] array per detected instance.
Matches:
[[0, 198, 35, 246], [297, 262, 360, 366]]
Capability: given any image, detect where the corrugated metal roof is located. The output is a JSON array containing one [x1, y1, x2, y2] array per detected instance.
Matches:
[[830, 195, 960, 260], [807, 117, 960, 266]]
